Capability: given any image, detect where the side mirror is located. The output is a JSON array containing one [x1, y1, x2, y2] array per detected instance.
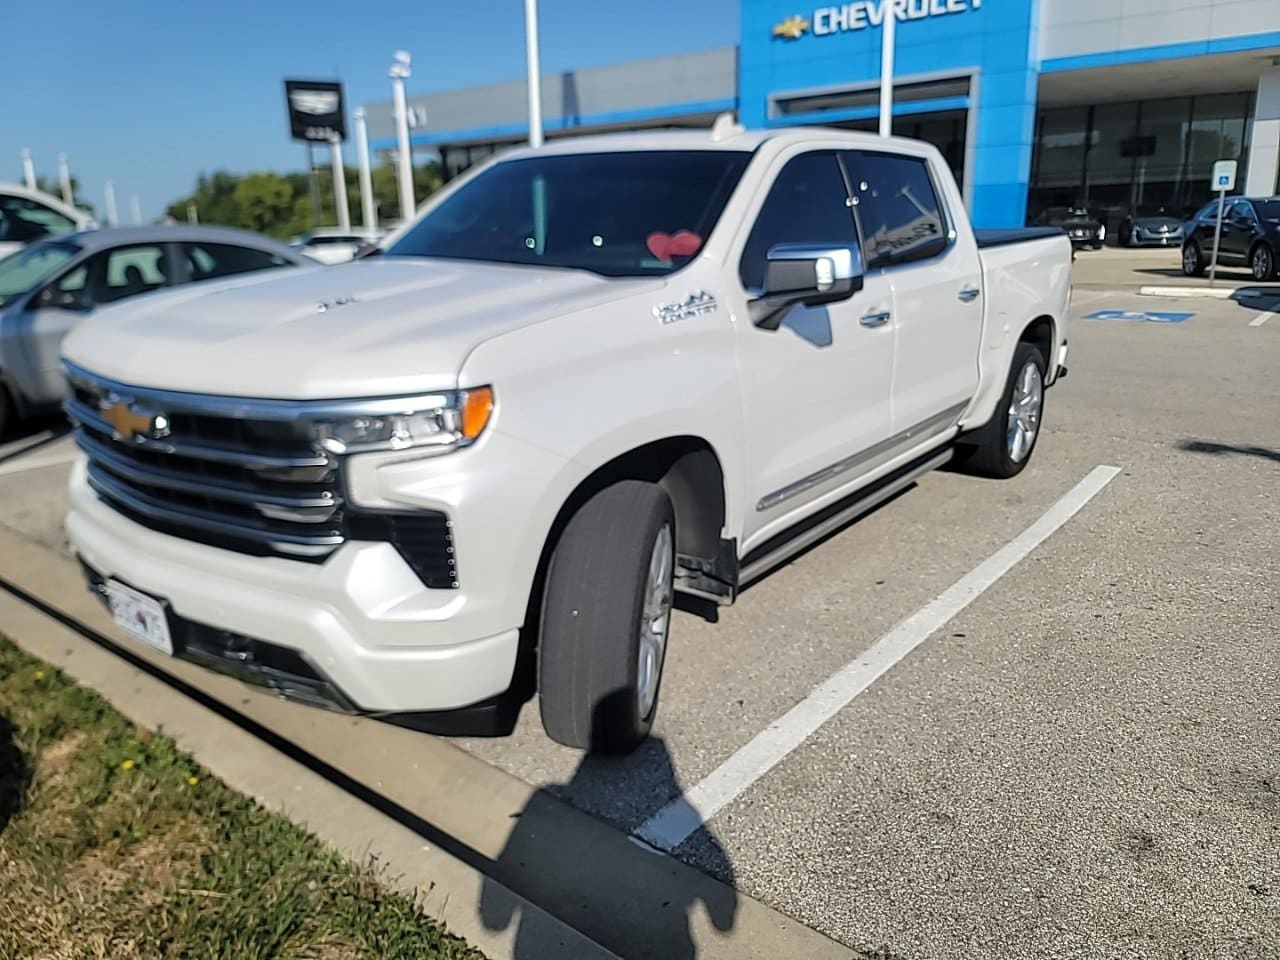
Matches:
[[749, 244, 864, 331], [37, 287, 89, 312]]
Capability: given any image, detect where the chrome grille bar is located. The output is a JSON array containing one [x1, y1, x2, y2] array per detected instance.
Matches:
[[76, 430, 339, 524], [86, 464, 342, 559]]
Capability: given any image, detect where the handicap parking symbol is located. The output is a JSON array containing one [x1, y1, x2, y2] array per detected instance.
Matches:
[[1084, 309, 1194, 324]]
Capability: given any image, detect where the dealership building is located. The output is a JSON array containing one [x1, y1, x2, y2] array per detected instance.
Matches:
[[364, 0, 1280, 230]]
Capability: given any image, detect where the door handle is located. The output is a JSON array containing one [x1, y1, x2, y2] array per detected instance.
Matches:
[[958, 286, 981, 303], [860, 310, 891, 328]]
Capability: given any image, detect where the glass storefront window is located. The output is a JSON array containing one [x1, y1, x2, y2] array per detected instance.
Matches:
[[1027, 93, 1256, 228]]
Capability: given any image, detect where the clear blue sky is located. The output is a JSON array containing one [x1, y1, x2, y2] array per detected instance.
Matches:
[[2, 0, 739, 222]]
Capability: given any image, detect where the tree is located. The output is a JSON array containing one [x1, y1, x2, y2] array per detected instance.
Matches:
[[161, 158, 444, 238], [232, 174, 295, 236], [34, 176, 96, 218]]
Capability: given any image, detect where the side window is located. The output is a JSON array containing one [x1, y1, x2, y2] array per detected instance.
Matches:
[[185, 243, 290, 282], [93, 244, 173, 305], [1232, 200, 1255, 223], [844, 151, 948, 269], [0, 196, 76, 244], [738, 152, 856, 292]]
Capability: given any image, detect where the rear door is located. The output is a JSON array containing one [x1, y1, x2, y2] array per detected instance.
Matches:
[[1217, 199, 1251, 263], [844, 149, 980, 438]]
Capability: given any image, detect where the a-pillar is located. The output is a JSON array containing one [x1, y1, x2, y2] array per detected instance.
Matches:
[[1244, 69, 1280, 197]]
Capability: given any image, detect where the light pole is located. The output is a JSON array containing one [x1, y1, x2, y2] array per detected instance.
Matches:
[[524, 0, 544, 147], [390, 50, 416, 222], [330, 134, 351, 231], [104, 179, 118, 226], [130, 194, 142, 226], [58, 154, 73, 204], [355, 107, 377, 232], [879, 1, 896, 137], [20, 148, 36, 190]]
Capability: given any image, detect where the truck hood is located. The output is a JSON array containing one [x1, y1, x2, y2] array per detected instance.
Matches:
[[63, 257, 659, 398]]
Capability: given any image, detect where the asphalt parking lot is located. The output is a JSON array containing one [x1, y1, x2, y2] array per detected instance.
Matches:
[[1, 249, 1277, 959]]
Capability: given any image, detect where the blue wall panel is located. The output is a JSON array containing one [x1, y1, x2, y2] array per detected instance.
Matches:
[[740, 0, 1041, 227]]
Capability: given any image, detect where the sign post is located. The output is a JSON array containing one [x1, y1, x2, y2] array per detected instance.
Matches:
[[1208, 159, 1237, 288]]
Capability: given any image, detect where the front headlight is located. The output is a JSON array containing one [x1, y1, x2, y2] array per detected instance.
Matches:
[[314, 386, 494, 455]]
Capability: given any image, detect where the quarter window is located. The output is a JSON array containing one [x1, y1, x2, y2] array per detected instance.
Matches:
[[738, 152, 856, 292], [843, 151, 948, 269], [184, 243, 291, 281]]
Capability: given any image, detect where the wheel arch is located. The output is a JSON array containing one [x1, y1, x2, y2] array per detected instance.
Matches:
[[1018, 314, 1056, 376], [522, 435, 734, 636]]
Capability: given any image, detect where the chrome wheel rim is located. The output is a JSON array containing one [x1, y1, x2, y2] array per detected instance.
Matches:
[[637, 523, 673, 719], [1183, 245, 1198, 274], [1253, 247, 1272, 281], [1007, 361, 1043, 464]]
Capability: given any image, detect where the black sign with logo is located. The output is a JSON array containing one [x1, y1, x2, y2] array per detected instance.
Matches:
[[284, 79, 346, 143]]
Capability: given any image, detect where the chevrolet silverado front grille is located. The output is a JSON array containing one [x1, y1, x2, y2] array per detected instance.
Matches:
[[64, 364, 459, 586]]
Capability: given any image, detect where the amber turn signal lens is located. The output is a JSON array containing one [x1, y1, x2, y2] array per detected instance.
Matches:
[[460, 387, 494, 440]]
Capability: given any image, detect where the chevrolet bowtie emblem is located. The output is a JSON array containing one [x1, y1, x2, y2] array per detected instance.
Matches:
[[772, 14, 810, 39], [99, 397, 169, 443]]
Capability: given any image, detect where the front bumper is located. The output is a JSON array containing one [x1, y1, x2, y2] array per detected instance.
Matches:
[[67, 458, 521, 715], [1131, 230, 1183, 247]]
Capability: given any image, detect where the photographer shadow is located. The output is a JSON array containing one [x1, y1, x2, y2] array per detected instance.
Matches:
[[479, 695, 737, 959]]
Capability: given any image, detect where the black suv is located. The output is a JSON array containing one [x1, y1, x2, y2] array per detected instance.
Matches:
[[1182, 197, 1280, 281]]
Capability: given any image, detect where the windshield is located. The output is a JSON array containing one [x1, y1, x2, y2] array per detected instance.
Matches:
[[1254, 199, 1280, 222], [0, 241, 78, 308], [387, 150, 751, 278]]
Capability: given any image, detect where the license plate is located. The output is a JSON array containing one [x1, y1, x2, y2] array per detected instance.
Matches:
[[106, 580, 173, 655]]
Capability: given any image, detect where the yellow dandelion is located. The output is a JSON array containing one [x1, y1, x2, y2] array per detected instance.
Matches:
[[186, 776, 199, 786], [120, 759, 135, 770], [34, 670, 45, 680]]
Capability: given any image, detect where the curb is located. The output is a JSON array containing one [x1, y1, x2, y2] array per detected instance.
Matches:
[[1137, 285, 1238, 299]]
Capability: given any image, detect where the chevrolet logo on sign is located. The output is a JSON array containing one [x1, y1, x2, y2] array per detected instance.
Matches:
[[772, 14, 811, 38], [99, 397, 169, 444]]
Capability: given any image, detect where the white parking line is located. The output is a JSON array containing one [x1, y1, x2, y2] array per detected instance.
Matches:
[[1249, 312, 1272, 327], [636, 464, 1123, 853], [0, 449, 79, 477]]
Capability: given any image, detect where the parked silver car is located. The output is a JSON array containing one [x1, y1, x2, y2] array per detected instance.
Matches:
[[0, 225, 311, 435]]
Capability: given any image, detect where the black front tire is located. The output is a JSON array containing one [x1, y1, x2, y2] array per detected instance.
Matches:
[[537, 480, 675, 754], [1182, 242, 1205, 277], [0, 386, 12, 439], [955, 342, 1047, 480]]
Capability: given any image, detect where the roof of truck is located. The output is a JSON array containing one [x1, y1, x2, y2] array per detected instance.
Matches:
[[498, 125, 940, 159]]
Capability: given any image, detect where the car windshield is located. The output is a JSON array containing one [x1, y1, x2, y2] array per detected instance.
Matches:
[[1253, 199, 1280, 222], [386, 150, 751, 278], [0, 241, 78, 308]]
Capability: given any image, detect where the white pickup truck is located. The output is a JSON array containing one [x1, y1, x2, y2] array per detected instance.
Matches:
[[62, 127, 1071, 753]]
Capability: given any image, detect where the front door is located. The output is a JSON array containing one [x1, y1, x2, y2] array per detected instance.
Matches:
[[731, 149, 895, 546], [23, 242, 177, 403]]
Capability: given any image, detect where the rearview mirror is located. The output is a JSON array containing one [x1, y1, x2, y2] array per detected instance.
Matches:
[[37, 287, 90, 312], [749, 244, 864, 331]]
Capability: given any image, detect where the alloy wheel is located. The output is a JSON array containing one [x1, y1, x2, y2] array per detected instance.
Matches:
[[1006, 361, 1043, 465], [636, 523, 673, 719]]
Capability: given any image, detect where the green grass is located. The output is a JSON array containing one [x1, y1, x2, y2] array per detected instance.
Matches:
[[0, 635, 485, 960]]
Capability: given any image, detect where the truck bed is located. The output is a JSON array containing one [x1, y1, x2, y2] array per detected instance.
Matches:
[[974, 227, 1064, 249]]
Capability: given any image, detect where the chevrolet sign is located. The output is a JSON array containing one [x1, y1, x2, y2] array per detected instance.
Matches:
[[774, 0, 981, 39]]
